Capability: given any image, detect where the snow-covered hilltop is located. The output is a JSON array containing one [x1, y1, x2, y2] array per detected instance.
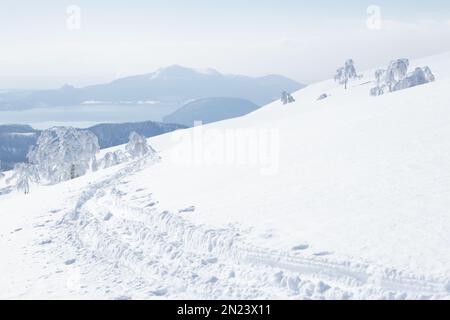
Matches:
[[2, 52, 450, 299]]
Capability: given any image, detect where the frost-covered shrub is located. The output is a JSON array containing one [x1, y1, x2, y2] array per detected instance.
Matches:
[[125, 131, 156, 159], [99, 132, 157, 169], [281, 91, 295, 105], [335, 59, 360, 89], [317, 93, 329, 101], [99, 150, 128, 169], [370, 86, 386, 97], [6, 163, 40, 194], [28, 127, 99, 184], [370, 58, 435, 96], [393, 67, 435, 91], [423, 66, 436, 82]]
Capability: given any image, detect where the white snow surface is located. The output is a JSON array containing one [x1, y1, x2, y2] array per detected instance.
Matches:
[[2, 52, 450, 299]]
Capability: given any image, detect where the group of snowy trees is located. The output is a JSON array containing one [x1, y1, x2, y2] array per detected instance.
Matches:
[[332, 58, 435, 96], [5, 128, 156, 194], [370, 59, 435, 96], [281, 57, 433, 106]]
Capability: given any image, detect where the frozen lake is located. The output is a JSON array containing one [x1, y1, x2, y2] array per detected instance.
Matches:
[[0, 103, 179, 129]]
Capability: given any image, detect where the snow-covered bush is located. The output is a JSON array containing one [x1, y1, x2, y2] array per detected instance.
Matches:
[[6, 163, 40, 194], [98, 132, 157, 169], [125, 132, 156, 159], [423, 66, 436, 82], [99, 150, 128, 169], [370, 59, 435, 96], [281, 91, 295, 105], [370, 86, 386, 97], [28, 127, 99, 184], [317, 93, 329, 101], [393, 67, 435, 91], [335, 59, 360, 89]]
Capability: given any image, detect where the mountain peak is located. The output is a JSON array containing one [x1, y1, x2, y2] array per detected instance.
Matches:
[[60, 83, 75, 90], [150, 65, 221, 79]]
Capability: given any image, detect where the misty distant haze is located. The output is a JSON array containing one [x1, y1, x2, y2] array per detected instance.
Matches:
[[1, 0, 450, 89]]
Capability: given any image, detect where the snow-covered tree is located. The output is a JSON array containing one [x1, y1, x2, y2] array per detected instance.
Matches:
[[335, 59, 359, 89], [125, 132, 156, 159], [370, 59, 435, 96], [281, 91, 295, 105], [374, 69, 386, 87], [27, 127, 99, 184], [6, 163, 40, 194], [384, 59, 409, 91], [99, 150, 128, 169]]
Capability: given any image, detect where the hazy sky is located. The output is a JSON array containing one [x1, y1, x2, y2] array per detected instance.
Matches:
[[1, 0, 450, 89]]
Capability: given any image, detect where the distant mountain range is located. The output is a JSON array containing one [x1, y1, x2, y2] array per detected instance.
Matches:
[[0, 121, 185, 171], [0, 66, 304, 170], [163, 97, 260, 127], [0, 65, 304, 110]]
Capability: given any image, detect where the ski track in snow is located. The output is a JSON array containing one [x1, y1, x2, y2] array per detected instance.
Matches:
[[46, 156, 450, 300]]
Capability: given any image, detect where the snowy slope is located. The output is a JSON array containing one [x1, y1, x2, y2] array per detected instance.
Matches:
[[2, 53, 450, 299]]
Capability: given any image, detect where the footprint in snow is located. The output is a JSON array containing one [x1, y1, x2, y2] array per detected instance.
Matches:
[[64, 258, 77, 265], [316, 281, 331, 293], [178, 206, 195, 213], [148, 288, 168, 296], [206, 276, 219, 284], [103, 212, 113, 221], [292, 244, 309, 251], [39, 239, 52, 245], [313, 251, 333, 257], [145, 202, 157, 208], [260, 229, 275, 239], [201, 257, 218, 265]]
